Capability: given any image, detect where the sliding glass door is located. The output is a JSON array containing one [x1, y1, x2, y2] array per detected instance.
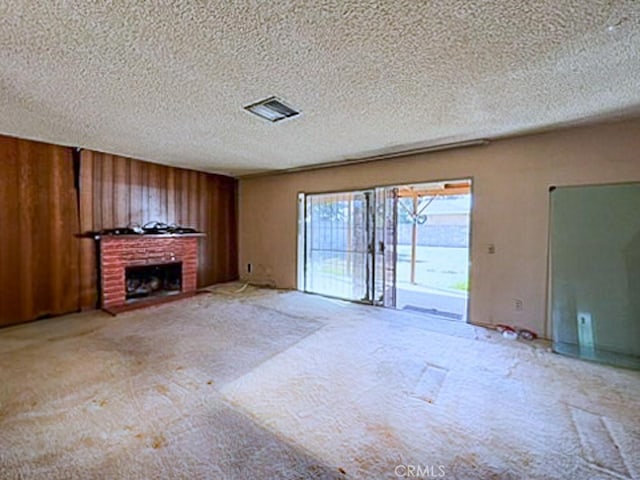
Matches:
[[303, 191, 372, 302], [373, 187, 398, 307], [299, 189, 397, 305]]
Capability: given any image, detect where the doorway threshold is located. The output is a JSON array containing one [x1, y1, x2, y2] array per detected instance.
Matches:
[[401, 305, 463, 321]]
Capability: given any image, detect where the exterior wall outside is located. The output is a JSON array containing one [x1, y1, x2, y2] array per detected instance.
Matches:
[[397, 221, 469, 248], [238, 118, 640, 338], [421, 213, 468, 226]]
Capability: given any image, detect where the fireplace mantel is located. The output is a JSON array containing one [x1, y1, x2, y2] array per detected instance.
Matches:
[[99, 235, 203, 314], [95, 233, 205, 240]]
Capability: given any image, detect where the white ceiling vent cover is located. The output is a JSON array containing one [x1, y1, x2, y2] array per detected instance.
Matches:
[[244, 96, 301, 123]]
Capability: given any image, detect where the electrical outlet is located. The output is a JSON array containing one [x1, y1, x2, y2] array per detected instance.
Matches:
[[488, 243, 496, 254], [514, 299, 523, 312], [247, 263, 252, 274]]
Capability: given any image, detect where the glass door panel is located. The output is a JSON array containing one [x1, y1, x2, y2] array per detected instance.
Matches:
[[304, 191, 373, 302], [373, 187, 398, 307], [550, 182, 640, 369]]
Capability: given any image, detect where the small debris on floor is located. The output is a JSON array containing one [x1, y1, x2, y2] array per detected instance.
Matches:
[[151, 435, 166, 449]]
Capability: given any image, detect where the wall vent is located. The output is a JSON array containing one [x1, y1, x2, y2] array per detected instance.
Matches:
[[244, 96, 300, 123]]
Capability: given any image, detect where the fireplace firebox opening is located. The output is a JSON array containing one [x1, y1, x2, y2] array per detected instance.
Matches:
[[125, 262, 182, 302]]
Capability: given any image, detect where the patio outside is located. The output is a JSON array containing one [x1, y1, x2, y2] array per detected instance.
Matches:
[[395, 192, 470, 321]]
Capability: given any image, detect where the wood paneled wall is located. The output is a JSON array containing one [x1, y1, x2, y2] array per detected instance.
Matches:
[[78, 150, 237, 310], [0, 135, 238, 326], [0, 136, 80, 327]]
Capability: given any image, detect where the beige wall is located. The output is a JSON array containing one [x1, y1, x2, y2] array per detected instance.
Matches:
[[238, 118, 640, 338]]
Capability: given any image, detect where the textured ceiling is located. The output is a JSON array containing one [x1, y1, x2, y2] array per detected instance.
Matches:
[[1, 1, 639, 176]]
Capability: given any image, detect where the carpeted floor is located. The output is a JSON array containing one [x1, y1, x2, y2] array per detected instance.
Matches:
[[1, 285, 639, 479], [0, 288, 339, 479]]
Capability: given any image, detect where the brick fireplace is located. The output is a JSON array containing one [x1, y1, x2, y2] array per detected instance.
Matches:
[[99, 234, 203, 314]]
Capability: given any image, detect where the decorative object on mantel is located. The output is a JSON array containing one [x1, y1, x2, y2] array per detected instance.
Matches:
[[89, 221, 202, 238]]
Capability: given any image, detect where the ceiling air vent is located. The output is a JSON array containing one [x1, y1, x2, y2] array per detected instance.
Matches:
[[243, 96, 300, 123]]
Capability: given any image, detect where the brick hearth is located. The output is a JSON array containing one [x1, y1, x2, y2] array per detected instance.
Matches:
[[99, 234, 203, 314]]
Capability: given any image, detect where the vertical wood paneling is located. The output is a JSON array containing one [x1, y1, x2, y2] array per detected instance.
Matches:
[[129, 158, 142, 225], [0, 135, 80, 327], [0, 137, 20, 323], [221, 179, 238, 279], [209, 176, 221, 286], [0, 137, 238, 323], [140, 161, 149, 225], [167, 168, 176, 224], [93, 152, 103, 230], [49, 146, 65, 312], [188, 170, 198, 228], [198, 173, 208, 285], [79, 151, 97, 309], [18, 143, 35, 319], [147, 162, 163, 223], [179, 169, 190, 226], [78, 151, 238, 309], [113, 155, 129, 226], [101, 154, 114, 228]]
